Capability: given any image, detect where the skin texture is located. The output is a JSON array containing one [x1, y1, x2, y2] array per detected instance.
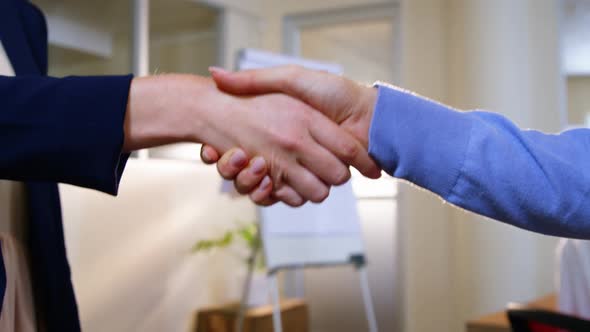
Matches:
[[201, 65, 380, 206], [123, 74, 379, 206]]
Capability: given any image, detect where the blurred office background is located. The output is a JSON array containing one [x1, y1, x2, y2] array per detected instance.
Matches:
[[29, 0, 590, 331]]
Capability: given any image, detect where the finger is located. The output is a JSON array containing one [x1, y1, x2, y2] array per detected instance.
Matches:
[[209, 65, 310, 96], [234, 156, 268, 194], [216, 148, 249, 180], [249, 176, 276, 206], [200, 144, 220, 164], [253, 197, 278, 207], [282, 164, 330, 204], [309, 112, 382, 179], [296, 141, 351, 186], [272, 185, 306, 207]]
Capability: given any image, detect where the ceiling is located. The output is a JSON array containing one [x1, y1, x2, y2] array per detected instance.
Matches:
[[562, 0, 590, 75]]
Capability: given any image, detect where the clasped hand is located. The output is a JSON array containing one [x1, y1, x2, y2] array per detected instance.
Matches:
[[201, 65, 381, 207]]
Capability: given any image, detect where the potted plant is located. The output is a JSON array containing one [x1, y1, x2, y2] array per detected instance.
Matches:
[[191, 222, 269, 306]]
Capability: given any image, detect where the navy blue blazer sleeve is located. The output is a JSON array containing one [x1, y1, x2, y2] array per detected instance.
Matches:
[[0, 74, 133, 195]]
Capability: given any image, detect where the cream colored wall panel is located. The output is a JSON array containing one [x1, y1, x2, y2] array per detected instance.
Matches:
[[220, 9, 263, 68], [60, 159, 256, 332], [567, 76, 590, 125], [396, 1, 456, 331], [446, 0, 562, 331]]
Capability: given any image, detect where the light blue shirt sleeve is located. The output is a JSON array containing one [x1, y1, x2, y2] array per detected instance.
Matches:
[[368, 84, 590, 238]]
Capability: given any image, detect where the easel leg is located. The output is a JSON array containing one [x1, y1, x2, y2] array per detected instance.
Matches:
[[268, 272, 283, 332], [236, 261, 254, 332], [236, 225, 262, 332], [358, 265, 379, 332]]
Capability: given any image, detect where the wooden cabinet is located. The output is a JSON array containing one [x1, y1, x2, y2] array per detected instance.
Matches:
[[193, 299, 308, 332]]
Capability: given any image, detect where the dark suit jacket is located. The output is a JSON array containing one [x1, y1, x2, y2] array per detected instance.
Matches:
[[0, 0, 132, 330]]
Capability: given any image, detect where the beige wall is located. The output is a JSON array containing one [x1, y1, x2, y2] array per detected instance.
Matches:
[[42, 0, 219, 78], [399, 0, 564, 331], [48, 35, 131, 77], [299, 21, 395, 83], [60, 160, 257, 332], [401, 1, 563, 332], [567, 76, 590, 125], [396, 2, 456, 331]]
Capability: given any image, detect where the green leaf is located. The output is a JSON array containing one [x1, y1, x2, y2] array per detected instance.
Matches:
[[191, 231, 234, 253]]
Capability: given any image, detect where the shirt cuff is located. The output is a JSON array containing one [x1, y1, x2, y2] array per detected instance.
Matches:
[[368, 83, 474, 198], [61, 75, 134, 195]]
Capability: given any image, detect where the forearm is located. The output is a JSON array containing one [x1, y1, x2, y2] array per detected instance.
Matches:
[[0, 75, 132, 194], [369, 84, 590, 238], [0, 73, 234, 194]]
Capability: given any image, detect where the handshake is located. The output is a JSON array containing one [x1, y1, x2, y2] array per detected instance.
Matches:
[[202, 66, 382, 207], [123, 57, 590, 240], [125, 65, 383, 207]]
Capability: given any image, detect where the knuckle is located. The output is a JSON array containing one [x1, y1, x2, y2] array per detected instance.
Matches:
[[236, 176, 259, 194], [275, 133, 302, 152], [310, 187, 330, 203], [234, 181, 249, 194], [237, 172, 255, 187], [269, 162, 285, 187], [250, 194, 266, 205], [281, 65, 303, 91], [274, 186, 304, 207], [340, 140, 360, 161], [300, 110, 313, 125], [333, 167, 351, 185], [288, 199, 305, 207], [217, 164, 234, 180], [256, 199, 272, 207]]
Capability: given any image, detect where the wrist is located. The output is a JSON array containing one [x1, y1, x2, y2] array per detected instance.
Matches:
[[123, 75, 215, 151], [360, 86, 377, 148], [346, 85, 377, 149]]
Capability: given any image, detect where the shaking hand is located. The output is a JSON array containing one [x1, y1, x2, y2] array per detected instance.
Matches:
[[201, 65, 382, 206]]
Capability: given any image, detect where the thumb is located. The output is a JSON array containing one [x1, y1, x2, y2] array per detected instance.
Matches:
[[210, 66, 353, 125], [209, 65, 307, 97]]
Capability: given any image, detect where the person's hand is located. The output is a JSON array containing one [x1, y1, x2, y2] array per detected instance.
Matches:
[[201, 147, 277, 206], [125, 74, 379, 206], [203, 92, 379, 206], [201, 65, 382, 205], [209, 65, 378, 148]]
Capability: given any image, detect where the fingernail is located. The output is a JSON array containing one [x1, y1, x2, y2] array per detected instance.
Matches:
[[201, 148, 212, 161], [259, 176, 271, 191], [250, 157, 266, 175], [209, 66, 230, 75], [230, 150, 247, 167]]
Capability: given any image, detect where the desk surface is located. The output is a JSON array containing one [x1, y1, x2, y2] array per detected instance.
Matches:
[[466, 294, 556, 332]]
